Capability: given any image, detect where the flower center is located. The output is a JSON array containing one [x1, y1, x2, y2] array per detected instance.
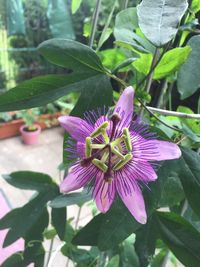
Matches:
[[82, 118, 133, 182]]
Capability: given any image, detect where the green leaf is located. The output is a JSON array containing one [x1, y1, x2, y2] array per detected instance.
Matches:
[[120, 236, 139, 267], [132, 47, 191, 79], [106, 255, 120, 267], [2, 171, 57, 191], [71, 0, 82, 14], [0, 172, 58, 247], [177, 106, 200, 135], [137, 0, 188, 47], [135, 215, 158, 267], [159, 172, 184, 207], [52, 208, 66, 240], [183, 204, 200, 233], [150, 249, 168, 267], [178, 35, 200, 99], [192, 0, 200, 13], [1, 254, 23, 267], [23, 209, 48, 267], [99, 48, 126, 71], [154, 46, 192, 79], [157, 211, 200, 267], [114, 8, 154, 53], [178, 148, 200, 218], [49, 191, 91, 208], [0, 74, 78, 111], [38, 39, 105, 73]]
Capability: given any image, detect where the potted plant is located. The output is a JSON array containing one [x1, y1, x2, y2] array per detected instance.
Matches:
[[19, 109, 41, 145]]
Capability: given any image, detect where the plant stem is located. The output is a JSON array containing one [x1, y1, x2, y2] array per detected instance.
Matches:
[[146, 107, 200, 119], [124, 0, 129, 9], [156, 80, 168, 108], [98, 252, 107, 267], [89, 0, 102, 48], [145, 48, 160, 94], [75, 207, 82, 229], [45, 238, 55, 267]]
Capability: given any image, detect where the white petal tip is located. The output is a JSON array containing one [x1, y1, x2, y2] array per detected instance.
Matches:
[[139, 216, 147, 224]]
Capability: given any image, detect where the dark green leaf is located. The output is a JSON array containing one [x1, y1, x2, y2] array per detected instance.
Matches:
[[157, 211, 200, 267], [51, 208, 66, 240], [179, 148, 200, 218], [137, 0, 188, 47], [0, 172, 58, 247], [2, 171, 57, 192], [135, 215, 158, 267], [183, 204, 200, 233], [0, 73, 104, 112], [178, 35, 200, 99], [38, 38, 105, 73], [120, 236, 139, 267], [49, 191, 91, 208], [1, 253, 24, 267]]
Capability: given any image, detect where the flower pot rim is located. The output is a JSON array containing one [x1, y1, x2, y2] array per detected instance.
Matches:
[[20, 124, 41, 135]]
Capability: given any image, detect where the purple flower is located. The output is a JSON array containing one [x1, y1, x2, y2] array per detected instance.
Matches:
[[58, 87, 181, 224]]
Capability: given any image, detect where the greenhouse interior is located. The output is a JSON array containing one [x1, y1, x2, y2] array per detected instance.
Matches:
[[0, 0, 200, 267]]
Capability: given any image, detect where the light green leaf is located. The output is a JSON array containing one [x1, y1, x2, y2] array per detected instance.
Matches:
[[192, 0, 200, 13], [137, 0, 188, 47], [106, 255, 120, 267], [71, 0, 82, 14], [100, 48, 126, 70], [154, 46, 192, 79], [178, 35, 200, 99], [132, 47, 191, 79]]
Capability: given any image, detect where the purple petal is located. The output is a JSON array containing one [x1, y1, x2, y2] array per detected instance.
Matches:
[[76, 141, 85, 158], [116, 179, 147, 224], [60, 164, 96, 193], [145, 140, 181, 161], [58, 116, 94, 142], [128, 159, 158, 182], [114, 86, 134, 128], [93, 173, 116, 213]]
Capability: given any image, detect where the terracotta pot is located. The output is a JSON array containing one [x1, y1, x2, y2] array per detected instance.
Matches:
[[20, 124, 41, 145], [0, 112, 62, 140]]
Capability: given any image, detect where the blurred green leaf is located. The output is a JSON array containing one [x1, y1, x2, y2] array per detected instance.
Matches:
[[120, 235, 139, 267], [106, 255, 120, 267], [100, 48, 126, 70], [114, 8, 154, 53], [157, 211, 200, 267], [178, 35, 200, 99], [137, 0, 188, 47], [192, 0, 200, 13], [71, 0, 82, 14]]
